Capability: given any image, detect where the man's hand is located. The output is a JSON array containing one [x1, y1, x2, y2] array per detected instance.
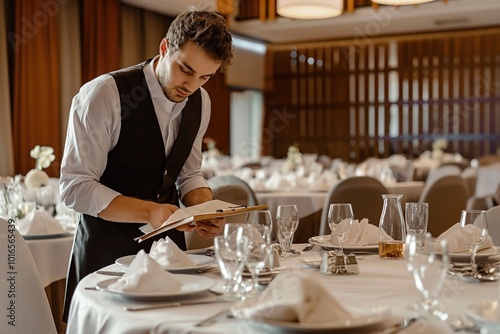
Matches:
[[195, 217, 226, 238], [148, 203, 180, 229]]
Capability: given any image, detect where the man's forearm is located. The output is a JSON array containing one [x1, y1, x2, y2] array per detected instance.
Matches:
[[182, 187, 213, 207]]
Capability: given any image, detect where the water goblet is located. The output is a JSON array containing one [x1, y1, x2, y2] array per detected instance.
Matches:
[[405, 232, 449, 320], [459, 209, 489, 276], [328, 203, 354, 255], [242, 225, 272, 296], [246, 210, 274, 241], [213, 234, 249, 301], [276, 205, 299, 259]]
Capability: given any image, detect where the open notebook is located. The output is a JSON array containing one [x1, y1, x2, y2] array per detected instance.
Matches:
[[136, 199, 268, 242]]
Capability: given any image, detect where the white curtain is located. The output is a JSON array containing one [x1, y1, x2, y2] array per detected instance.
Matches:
[[58, 0, 81, 158], [0, 0, 14, 176]]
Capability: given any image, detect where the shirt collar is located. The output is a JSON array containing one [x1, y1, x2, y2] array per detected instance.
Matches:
[[143, 55, 188, 110]]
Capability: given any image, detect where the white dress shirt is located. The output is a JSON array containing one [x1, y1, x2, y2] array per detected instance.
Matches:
[[60, 56, 210, 217]]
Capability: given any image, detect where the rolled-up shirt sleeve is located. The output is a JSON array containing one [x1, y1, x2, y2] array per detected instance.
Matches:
[[176, 88, 211, 198], [60, 75, 122, 217]]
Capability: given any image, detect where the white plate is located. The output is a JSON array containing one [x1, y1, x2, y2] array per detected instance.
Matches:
[[466, 300, 500, 331], [96, 275, 216, 301], [447, 247, 498, 262], [23, 232, 73, 240], [240, 306, 389, 333], [308, 235, 379, 252], [115, 254, 216, 272]]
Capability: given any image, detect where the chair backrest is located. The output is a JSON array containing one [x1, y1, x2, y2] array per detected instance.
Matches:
[[486, 205, 500, 246], [424, 165, 461, 188], [0, 218, 57, 334], [419, 175, 468, 237], [185, 181, 253, 250], [207, 175, 259, 206], [319, 176, 388, 235], [461, 166, 478, 199]]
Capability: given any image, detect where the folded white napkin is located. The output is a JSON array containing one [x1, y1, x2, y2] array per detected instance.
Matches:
[[149, 237, 196, 268], [233, 270, 352, 323], [437, 223, 495, 253], [17, 209, 66, 235], [330, 218, 391, 246], [108, 250, 182, 293]]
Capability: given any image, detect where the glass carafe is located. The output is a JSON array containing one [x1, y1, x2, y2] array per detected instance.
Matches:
[[379, 194, 406, 259]]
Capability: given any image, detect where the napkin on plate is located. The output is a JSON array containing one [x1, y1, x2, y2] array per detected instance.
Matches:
[[149, 237, 196, 268], [436, 223, 495, 253], [108, 250, 182, 293], [233, 270, 352, 323], [17, 209, 66, 235], [330, 218, 391, 246]]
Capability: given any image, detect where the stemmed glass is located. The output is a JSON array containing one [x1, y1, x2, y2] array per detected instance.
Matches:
[[214, 227, 249, 301], [328, 203, 354, 255], [276, 205, 299, 259], [246, 210, 274, 241], [405, 233, 449, 320], [458, 209, 489, 276]]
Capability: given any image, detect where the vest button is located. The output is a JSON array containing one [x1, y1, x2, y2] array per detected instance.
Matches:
[[157, 194, 160, 199], [164, 170, 168, 176]]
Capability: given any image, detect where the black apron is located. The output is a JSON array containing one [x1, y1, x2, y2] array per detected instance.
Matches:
[[62, 59, 202, 321]]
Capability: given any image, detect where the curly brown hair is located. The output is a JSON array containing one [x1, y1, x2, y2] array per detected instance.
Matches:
[[166, 8, 234, 73]]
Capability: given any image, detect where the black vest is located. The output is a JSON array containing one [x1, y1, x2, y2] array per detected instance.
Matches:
[[63, 60, 202, 320]]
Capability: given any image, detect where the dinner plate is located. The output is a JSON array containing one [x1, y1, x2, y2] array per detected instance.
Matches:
[[115, 254, 216, 272], [23, 232, 73, 240], [308, 235, 379, 252], [240, 306, 389, 333], [447, 247, 498, 263], [466, 300, 500, 331], [96, 275, 216, 301]]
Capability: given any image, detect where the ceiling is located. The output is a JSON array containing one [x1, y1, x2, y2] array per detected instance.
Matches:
[[122, 0, 500, 44]]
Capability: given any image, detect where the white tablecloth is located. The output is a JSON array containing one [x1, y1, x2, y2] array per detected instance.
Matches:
[[67, 244, 497, 333], [26, 234, 73, 287]]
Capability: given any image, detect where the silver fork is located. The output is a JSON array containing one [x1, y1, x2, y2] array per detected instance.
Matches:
[[449, 314, 480, 333]]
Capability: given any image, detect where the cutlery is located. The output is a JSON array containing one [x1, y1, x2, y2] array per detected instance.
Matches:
[[96, 270, 125, 276], [373, 317, 418, 334], [124, 298, 220, 311], [301, 243, 315, 252], [194, 308, 232, 327]]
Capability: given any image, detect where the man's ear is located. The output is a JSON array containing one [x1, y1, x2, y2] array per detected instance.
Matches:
[[159, 38, 169, 57]]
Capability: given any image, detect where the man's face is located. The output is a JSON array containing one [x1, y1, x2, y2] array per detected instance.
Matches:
[[156, 39, 221, 103]]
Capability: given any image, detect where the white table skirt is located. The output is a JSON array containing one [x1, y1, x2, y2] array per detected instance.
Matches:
[[67, 244, 496, 334], [26, 234, 73, 287]]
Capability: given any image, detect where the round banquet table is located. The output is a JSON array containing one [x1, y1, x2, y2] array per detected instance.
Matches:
[[67, 244, 498, 334], [25, 234, 74, 287]]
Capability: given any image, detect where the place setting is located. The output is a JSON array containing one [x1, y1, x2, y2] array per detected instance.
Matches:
[[115, 237, 217, 273], [92, 249, 218, 305]]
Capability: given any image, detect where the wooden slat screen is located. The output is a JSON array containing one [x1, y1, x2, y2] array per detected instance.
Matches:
[[264, 28, 500, 161]]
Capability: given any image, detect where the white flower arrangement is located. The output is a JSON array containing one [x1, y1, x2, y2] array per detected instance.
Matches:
[[282, 145, 304, 173], [25, 145, 55, 189], [432, 138, 448, 151]]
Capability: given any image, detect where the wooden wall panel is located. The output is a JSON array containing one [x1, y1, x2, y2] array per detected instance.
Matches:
[[265, 28, 500, 161]]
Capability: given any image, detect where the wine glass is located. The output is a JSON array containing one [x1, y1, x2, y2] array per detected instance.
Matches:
[[276, 205, 299, 259], [246, 210, 274, 241], [405, 233, 449, 320], [459, 209, 489, 276], [328, 203, 354, 255], [242, 224, 272, 296]]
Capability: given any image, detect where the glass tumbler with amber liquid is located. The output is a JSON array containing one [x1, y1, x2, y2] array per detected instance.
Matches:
[[378, 194, 406, 259]]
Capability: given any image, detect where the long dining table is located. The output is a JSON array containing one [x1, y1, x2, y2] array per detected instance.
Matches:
[[66, 243, 498, 333]]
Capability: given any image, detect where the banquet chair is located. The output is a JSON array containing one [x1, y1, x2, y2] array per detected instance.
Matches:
[[485, 205, 500, 246], [185, 182, 252, 250], [207, 175, 259, 206], [0, 218, 57, 334], [419, 175, 468, 237], [461, 166, 478, 200], [318, 176, 388, 235]]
